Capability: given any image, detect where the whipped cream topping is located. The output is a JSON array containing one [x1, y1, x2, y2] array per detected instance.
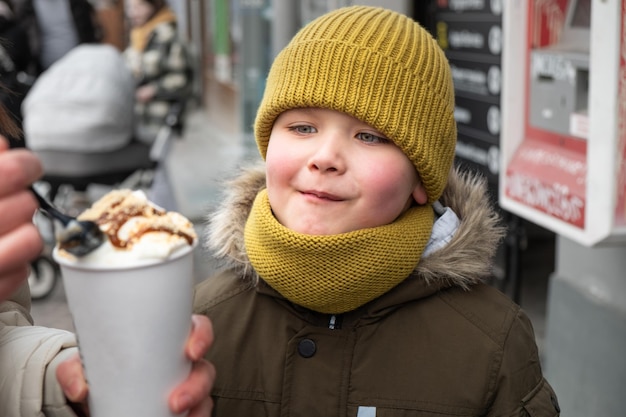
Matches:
[[57, 189, 197, 266]]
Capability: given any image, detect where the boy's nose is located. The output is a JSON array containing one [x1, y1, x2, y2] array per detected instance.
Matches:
[[307, 134, 346, 174]]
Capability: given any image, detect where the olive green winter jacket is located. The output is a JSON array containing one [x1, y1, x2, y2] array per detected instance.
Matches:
[[194, 164, 561, 417]]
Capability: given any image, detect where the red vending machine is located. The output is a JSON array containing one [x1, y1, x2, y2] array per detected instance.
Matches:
[[500, 0, 626, 246]]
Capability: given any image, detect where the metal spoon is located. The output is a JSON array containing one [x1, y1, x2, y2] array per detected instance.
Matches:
[[30, 186, 104, 256]]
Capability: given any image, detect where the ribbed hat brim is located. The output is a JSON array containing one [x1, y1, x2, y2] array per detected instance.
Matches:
[[254, 6, 457, 202]]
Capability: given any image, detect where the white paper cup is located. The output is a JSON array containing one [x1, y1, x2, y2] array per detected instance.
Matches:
[[54, 244, 196, 417]]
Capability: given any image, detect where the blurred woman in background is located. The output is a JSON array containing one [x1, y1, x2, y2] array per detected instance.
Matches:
[[124, 0, 192, 144]]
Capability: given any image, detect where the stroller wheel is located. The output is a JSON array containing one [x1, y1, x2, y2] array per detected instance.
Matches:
[[28, 257, 59, 300]]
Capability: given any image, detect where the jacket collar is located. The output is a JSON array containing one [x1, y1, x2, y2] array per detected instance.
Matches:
[[204, 163, 505, 301]]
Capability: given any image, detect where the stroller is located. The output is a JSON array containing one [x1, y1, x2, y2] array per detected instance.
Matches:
[[22, 44, 186, 299]]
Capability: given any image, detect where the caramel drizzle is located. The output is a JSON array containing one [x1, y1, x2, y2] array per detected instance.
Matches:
[[94, 204, 194, 249]]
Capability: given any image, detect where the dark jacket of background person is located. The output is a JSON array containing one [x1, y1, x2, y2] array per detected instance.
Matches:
[[194, 165, 561, 417], [123, 4, 192, 144], [15, 0, 101, 74]]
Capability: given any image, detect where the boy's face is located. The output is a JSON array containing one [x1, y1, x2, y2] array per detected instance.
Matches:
[[265, 108, 427, 235]]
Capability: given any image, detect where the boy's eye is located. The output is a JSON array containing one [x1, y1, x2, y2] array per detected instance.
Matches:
[[289, 125, 317, 134], [357, 132, 389, 144]]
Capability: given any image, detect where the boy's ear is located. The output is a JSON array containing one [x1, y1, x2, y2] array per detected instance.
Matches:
[[412, 182, 428, 205]]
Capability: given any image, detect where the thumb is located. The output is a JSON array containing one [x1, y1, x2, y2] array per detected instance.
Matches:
[[56, 353, 89, 403]]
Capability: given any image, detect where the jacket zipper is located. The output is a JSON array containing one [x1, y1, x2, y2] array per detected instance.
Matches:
[[328, 314, 343, 329]]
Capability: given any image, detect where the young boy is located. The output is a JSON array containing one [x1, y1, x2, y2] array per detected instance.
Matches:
[[195, 5, 560, 416]]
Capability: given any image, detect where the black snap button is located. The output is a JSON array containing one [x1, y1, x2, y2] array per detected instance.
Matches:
[[297, 338, 317, 358]]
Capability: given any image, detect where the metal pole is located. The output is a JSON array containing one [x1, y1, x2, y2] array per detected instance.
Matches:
[[270, 0, 299, 60]]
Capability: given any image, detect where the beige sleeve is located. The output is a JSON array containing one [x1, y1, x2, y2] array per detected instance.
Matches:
[[0, 324, 80, 417]]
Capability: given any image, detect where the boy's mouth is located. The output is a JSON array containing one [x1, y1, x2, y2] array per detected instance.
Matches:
[[301, 190, 343, 201]]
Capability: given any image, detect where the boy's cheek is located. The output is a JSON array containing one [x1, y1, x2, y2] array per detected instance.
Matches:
[[265, 157, 294, 192], [266, 145, 300, 178]]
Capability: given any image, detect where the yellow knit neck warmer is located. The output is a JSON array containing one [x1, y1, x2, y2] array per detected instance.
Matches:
[[130, 7, 177, 52], [244, 190, 434, 314]]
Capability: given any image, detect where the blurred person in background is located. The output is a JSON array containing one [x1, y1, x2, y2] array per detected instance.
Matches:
[[14, 0, 102, 74], [124, 0, 192, 145]]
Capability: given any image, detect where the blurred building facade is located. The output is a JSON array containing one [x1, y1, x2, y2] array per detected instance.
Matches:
[[178, 0, 410, 135]]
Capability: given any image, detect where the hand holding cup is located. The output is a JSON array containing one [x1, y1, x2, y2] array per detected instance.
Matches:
[[53, 189, 205, 417], [57, 314, 216, 417]]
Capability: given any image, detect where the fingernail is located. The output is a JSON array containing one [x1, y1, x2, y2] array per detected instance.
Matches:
[[192, 340, 206, 359]]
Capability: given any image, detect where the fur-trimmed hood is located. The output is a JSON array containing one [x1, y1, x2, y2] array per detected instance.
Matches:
[[204, 163, 505, 291]]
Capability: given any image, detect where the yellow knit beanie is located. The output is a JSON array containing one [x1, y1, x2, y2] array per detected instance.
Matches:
[[254, 6, 457, 203]]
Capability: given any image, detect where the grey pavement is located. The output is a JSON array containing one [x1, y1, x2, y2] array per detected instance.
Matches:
[[30, 106, 553, 359]]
